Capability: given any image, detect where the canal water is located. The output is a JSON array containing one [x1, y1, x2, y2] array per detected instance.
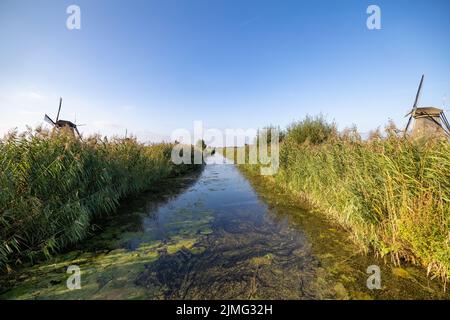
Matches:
[[0, 154, 448, 299]]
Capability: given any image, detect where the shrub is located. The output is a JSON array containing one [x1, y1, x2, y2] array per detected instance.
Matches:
[[284, 115, 337, 145]]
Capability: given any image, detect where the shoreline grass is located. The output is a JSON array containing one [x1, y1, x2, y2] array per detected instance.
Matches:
[[0, 127, 201, 271], [224, 116, 450, 287]]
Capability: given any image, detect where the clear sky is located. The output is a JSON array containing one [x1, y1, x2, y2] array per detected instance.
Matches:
[[1, 0, 449, 143]]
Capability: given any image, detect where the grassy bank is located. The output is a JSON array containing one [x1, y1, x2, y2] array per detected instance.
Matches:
[[225, 116, 450, 286], [0, 127, 201, 271]]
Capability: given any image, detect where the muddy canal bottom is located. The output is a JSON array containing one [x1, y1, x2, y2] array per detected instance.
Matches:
[[0, 154, 447, 299]]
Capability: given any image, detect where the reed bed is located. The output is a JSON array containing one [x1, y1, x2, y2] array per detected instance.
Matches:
[[231, 116, 450, 285], [0, 127, 200, 271]]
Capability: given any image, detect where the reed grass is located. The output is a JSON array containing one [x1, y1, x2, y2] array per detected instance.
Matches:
[[0, 127, 200, 271], [229, 116, 450, 286]]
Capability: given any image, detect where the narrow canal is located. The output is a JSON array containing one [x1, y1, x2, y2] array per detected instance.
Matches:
[[0, 154, 447, 299]]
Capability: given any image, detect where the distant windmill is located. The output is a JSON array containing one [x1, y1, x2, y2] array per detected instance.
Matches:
[[404, 75, 450, 138], [44, 98, 83, 139]]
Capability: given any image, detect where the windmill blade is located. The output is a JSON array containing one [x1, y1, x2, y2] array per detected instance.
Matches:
[[412, 75, 424, 110], [441, 113, 450, 134], [56, 97, 62, 122], [405, 74, 425, 117], [404, 115, 413, 135], [74, 126, 82, 139], [44, 114, 56, 126]]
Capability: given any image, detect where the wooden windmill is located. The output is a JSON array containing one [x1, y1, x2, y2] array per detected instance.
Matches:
[[44, 98, 83, 138], [404, 75, 450, 138]]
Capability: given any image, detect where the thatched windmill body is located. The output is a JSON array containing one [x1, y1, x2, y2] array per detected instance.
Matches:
[[44, 98, 83, 138], [404, 75, 450, 138]]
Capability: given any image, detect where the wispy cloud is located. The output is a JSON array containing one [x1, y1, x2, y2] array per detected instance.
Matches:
[[120, 105, 135, 112], [0, 88, 49, 110], [0, 88, 54, 134], [134, 130, 171, 144], [92, 121, 125, 129], [21, 90, 46, 101], [239, 16, 259, 28], [18, 109, 42, 116], [0, 88, 167, 142]]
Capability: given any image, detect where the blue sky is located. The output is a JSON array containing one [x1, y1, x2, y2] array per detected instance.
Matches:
[[1, 0, 449, 142]]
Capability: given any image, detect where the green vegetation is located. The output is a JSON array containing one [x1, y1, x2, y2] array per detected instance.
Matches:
[[227, 115, 450, 286], [196, 139, 207, 151], [257, 124, 284, 144], [0, 127, 201, 271]]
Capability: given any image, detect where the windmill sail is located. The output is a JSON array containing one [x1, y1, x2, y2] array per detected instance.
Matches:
[[44, 114, 56, 126], [405, 75, 425, 134], [412, 74, 424, 112], [74, 126, 82, 139], [56, 97, 62, 122]]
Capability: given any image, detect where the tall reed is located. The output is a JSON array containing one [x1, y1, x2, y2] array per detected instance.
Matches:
[[231, 116, 450, 285], [0, 127, 200, 271]]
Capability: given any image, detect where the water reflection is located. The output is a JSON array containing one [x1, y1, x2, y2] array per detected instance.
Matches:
[[132, 155, 319, 299]]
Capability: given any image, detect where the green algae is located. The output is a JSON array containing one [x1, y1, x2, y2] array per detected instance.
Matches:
[[0, 237, 204, 300], [391, 267, 412, 279], [162, 208, 215, 238], [0, 171, 210, 300], [333, 283, 349, 300], [249, 254, 274, 267]]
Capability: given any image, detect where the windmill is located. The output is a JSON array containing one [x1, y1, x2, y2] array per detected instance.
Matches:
[[404, 75, 450, 138], [44, 98, 83, 139]]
